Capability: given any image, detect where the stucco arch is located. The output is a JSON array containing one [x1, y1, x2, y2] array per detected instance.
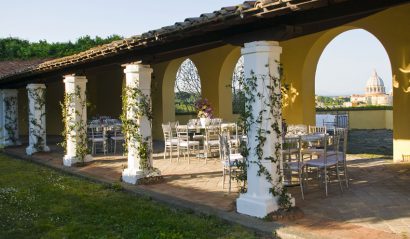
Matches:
[[160, 57, 204, 121], [217, 47, 241, 121], [281, 24, 393, 124], [281, 3, 410, 161]]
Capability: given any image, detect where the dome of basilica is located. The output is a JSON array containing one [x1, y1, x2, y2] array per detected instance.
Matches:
[[365, 70, 386, 95]]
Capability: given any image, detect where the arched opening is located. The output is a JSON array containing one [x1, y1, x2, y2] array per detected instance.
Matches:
[[315, 29, 393, 154], [174, 58, 202, 115], [231, 56, 244, 115]]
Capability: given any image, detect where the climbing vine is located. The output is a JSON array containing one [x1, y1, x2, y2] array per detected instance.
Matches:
[[60, 85, 89, 164], [4, 96, 19, 144], [235, 62, 293, 210], [27, 87, 46, 152], [121, 85, 158, 175], [0, 127, 4, 151]]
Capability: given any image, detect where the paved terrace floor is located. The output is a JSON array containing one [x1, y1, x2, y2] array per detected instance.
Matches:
[[4, 142, 410, 239]]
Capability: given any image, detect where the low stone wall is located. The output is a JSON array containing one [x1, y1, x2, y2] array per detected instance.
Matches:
[[348, 110, 392, 130]]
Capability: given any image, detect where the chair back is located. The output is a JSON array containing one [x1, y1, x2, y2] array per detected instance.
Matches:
[[205, 125, 220, 142], [91, 126, 105, 139], [210, 118, 222, 126], [334, 127, 348, 157], [112, 125, 123, 138], [188, 119, 199, 127], [176, 125, 190, 142], [219, 133, 234, 165], [162, 123, 172, 142], [283, 136, 302, 185], [287, 124, 308, 137], [323, 134, 340, 165], [169, 121, 179, 138], [309, 125, 327, 134]]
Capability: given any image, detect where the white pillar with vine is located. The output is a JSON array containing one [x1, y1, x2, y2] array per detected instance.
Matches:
[[62, 75, 92, 166], [121, 63, 155, 184], [0, 89, 21, 147], [26, 84, 50, 155], [236, 41, 294, 218]]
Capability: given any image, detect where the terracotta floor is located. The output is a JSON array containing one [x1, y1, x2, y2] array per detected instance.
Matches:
[[5, 144, 410, 239]]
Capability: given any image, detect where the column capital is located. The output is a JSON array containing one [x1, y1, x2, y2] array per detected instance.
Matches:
[[0, 89, 18, 97], [123, 63, 153, 74], [241, 41, 282, 55], [63, 75, 88, 84], [26, 83, 46, 90]]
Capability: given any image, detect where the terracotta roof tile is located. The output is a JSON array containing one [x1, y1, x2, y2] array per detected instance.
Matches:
[[0, 0, 399, 82], [0, 59, 50, 79]]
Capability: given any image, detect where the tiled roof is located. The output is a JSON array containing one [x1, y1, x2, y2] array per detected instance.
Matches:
[[0, 59, 50, 79], [0, 0, 321, 81], [0, 0, 406, 83]]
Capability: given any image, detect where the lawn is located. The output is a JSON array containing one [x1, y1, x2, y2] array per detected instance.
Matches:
[[0, 154, 261, 239]]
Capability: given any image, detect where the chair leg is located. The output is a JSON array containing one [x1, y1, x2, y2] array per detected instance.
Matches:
[[299, 168, 305, 200], [344, 160, 349, 188], [188, 147, 191, 164], [164, 145, 167, 160], [114, 140, 117, 154], [228, 167, 232, 194], [336, 163, 343, 193], [324, 167, 328, 197], [222, 167, 226, 189]]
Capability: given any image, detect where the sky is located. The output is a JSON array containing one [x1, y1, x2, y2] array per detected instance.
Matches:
[[315, 29, 392, 96], [1, 1, 392, 96]]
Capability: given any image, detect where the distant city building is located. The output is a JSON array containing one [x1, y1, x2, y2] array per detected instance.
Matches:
[[346, 70, 392, 107]]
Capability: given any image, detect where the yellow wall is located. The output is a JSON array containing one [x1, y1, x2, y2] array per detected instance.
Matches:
[[278, 3, 410, 161], [155, 45, 241, 139], [17, 88, 28, 136], [15, 3, 410, 161], [17, 64, 124, 138], [45, 80, 64, 135], [348, 110, 393, 130], [85, 65, 123, 119]]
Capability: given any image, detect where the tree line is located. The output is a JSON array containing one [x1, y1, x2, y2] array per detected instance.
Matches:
[[0, 35, 122, 61]]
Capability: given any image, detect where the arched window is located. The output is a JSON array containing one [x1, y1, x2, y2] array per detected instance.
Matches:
[[316, 29, 392, 107], [231, 56, 245, 114], [174, 59, 201, 114]]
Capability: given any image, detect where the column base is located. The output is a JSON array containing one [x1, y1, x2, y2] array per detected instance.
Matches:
[[122, 168, 145, 185], [63, 154, 93, 167], [236, 193, 279, 218], [1, 139, 22, 147], [26, 145, 50, 156]]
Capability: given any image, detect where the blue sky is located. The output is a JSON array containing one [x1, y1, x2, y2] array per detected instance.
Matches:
[[315, 29, 392, 96], [1, 1, 392, 96]]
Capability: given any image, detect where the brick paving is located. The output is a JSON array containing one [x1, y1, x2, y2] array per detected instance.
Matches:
[[4, 144, 410, 239]]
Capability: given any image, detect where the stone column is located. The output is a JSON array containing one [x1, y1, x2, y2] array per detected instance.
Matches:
[[236, 41, 294, 218], [63, 75, 92, 166], [122, 63, 153, 184], [0, 89, 20, 147], [26, 84, 50, 155]]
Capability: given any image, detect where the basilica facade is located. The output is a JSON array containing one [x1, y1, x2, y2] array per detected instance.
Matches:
[[348, 70, 392, 106]]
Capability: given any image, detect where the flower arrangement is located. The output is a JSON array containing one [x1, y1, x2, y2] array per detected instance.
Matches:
[[195, 98, 213, 118]]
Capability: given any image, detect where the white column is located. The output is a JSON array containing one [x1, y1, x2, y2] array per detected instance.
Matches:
[[122, 63, 153, 184], [0, 89, 20, 147], [236, 41, 294, 218], [26, 84, 50, 155], [63, 75, 92, 166]]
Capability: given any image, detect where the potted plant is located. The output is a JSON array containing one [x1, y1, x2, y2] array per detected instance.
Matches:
[[195, 98, 213, 127]]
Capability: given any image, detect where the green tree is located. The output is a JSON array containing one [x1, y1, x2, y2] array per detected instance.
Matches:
[[0, 35, 122, 61]]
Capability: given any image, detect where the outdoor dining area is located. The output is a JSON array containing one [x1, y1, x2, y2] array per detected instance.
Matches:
[[87, 116, 124, 155], [162, 119, 349, 197]]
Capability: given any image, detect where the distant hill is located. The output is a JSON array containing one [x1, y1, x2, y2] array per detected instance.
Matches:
[[0, 35, 122, 61]]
